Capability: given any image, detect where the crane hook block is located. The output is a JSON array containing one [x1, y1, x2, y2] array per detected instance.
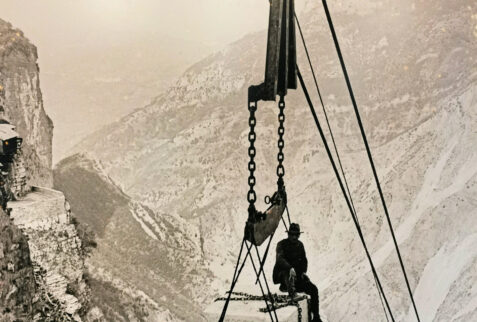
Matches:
[[245, 189, 287, 246], [249, 0, 297, 102]]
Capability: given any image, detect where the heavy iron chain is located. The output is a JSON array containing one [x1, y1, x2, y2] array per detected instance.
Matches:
[[249, 97, 287, 209], [277, 96, 286, 189], [216, 292, 284, 303], [247, 100, 258, 216], [296, 301, 302, 322], [248, 96, 286, 219]]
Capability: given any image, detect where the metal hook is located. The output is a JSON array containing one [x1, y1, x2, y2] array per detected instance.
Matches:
[[264, 195, 271, 204]]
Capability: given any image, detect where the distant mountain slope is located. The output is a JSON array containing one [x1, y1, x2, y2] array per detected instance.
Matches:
[[68, 0, 477, 320], [54, 154, 212, 321], [42, 33, 214, 163], [73, 0, 475, 200]]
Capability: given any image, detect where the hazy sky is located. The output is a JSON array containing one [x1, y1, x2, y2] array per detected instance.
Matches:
[[0, 0, 276, 53], [1, 0, 307, 162]]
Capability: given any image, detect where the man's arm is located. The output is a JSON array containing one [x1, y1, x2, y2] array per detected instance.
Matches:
[[276, 241, 292, 271], [301, 242, 308, 274]]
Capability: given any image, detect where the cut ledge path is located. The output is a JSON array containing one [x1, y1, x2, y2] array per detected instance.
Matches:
[[8, 186, 84, 317]]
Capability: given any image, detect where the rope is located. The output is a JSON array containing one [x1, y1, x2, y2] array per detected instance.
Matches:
[[294, 13, 390, 321], [220, 235, 289, 322], [281, 213, 289, 231], [246, 242, 279, 322], [297, 66, 396, 321], [320, 1, 420, 320], [254, 244, 280, 321], [220, 239, 266, 321], [256, 233, 275, 284], [285, 205, 292, 226], [232, 238, 246, 284], [374, 274, 390, 322], [219, 238, 249, 321]]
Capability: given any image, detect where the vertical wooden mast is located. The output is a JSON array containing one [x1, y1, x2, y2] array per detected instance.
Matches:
[[249, 0, 297, 102]]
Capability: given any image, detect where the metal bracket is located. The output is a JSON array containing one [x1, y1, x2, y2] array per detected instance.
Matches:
[[249, 0, 297, 102], [245, 188, 287, 246]]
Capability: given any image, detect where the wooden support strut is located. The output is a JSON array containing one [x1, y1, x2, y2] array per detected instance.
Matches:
[[249, 0, 297, 102]]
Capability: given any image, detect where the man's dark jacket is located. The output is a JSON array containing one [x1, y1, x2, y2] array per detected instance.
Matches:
[[273, 238, 308, 284]]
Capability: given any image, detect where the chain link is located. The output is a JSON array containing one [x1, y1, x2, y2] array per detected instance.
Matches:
[[247, 96, 287, 216], [296, 301, 302, 322], [277, 96, 286, 188], [247, 100, 257, 205]]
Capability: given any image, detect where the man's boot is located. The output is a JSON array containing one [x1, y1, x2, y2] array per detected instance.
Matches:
[[311, 312, 323, 322]]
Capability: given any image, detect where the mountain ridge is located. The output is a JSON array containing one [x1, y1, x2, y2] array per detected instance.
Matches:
[[64, 1, 477, 320]]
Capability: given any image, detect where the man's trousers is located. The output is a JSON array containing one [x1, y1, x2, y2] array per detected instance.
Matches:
[[277, 271, 320, 320]]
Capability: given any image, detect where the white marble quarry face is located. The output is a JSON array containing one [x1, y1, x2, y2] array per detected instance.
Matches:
[[204, 296, 310, 322]]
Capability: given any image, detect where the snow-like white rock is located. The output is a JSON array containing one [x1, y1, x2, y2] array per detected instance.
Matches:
[[204, 295, 310, 322]]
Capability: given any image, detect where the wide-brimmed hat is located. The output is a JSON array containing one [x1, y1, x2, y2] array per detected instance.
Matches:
[[287, 223, 303, 234]]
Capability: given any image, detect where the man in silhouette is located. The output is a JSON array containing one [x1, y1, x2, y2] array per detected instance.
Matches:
[[273, 223, 322, 322]]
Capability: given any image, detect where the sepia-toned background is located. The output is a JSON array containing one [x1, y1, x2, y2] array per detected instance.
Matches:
[[0, 0, 476, 321]]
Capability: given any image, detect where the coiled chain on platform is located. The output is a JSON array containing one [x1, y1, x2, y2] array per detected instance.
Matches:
[[216, 291, 305, 322]]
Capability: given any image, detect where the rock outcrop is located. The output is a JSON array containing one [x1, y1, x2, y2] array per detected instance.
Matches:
[[0, 18, 53, 187], [0, 210, 36, 321], [9, 187, 86, 319], [1, 18, 88, 321]]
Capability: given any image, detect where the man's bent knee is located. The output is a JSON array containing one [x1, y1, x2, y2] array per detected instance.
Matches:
[[311, 283, 318, 294], [305, 281, 318, 296]]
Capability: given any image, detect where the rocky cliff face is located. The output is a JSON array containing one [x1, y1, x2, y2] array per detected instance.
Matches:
[[69, 0, 477, 320], [0, 18, 53, 187], [1, 18, 90, 321], [1, 195, 90, 322], [9, 187, 87, 319], [0, 210, 36, 321]]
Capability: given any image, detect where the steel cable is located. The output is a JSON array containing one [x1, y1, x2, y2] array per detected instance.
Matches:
[[320, 1, 420, 320], [295, 13, 390, 322], [297, 66, 396, 321]]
